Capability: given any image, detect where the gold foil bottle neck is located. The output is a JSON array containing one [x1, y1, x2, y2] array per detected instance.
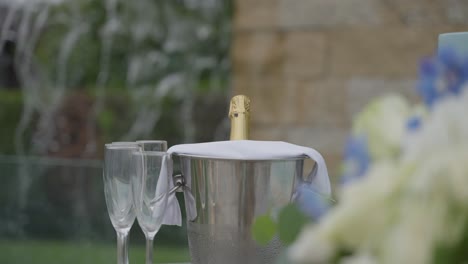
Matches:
[[229, 95, 250, 140], [229, 95, 251, 118]]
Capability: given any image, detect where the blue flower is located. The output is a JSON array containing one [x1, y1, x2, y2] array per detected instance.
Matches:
[[438, 48, 460, 68], [406, 116, 422, 132], [340, 136, 370, 185], [295, 185, 332, 220], [440, 48, 468, 95], [418, 48, 468, 107], [462, 59, 468, 78], [418, 57, 440, 107]]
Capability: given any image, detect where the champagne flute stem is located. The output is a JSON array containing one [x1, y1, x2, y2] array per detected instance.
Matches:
[[117, 231, 129, 264], [145, 237, 154, 264]]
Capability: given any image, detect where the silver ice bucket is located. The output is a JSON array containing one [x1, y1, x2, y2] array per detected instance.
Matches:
[[174, 154, 320, 264]]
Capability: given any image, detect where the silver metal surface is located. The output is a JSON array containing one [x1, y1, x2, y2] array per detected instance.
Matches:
[[175, 155, 309, 264], [168, 174, 186, 195]]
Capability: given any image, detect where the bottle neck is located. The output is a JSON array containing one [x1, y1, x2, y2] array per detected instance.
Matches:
[[230, 113, 249, 140], [228, 94, 251, 140]]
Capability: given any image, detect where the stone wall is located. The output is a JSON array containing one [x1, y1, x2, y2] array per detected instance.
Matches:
[[231, 0, 468, 179]]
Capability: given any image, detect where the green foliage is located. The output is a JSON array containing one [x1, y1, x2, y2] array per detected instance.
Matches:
[[34, 0, 232, 92], [252, 214, 277, 246], [0, 0, 232, 246], [0, 90, 26, 154], [0, 239, 189, 264], [35, 1, 106, 89], [278, 204, 310, 245], [252, 204, 311, 247], [95, 90, 185, 146], [0, 90, 185, 155], [433, 208, 468, 264]]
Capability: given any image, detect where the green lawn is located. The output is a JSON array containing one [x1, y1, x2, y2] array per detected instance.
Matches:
[[0, 240, 190, 264]]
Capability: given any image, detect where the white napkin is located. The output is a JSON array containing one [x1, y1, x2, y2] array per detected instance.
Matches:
[[158, 154, 183, 226], [160, 140, 331, 226]]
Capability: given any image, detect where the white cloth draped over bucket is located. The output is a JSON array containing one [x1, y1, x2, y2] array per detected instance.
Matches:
[[159, 140, 331, 226]]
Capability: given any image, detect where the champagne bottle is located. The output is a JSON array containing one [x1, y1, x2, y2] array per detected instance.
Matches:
[[229, 95, 254, 229], [229, 95, 251, 140]]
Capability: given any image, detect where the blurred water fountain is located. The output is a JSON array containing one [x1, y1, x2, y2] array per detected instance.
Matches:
[[0, 0, 231, 241]]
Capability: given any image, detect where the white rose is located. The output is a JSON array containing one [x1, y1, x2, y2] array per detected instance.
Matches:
[[291, 87, 468, 264], [353, 94, 410, 160], [404, 90, 468, 163], [289, 161, 404, 263], [289, 224, 335, 264], [330, 161, 406, 249]]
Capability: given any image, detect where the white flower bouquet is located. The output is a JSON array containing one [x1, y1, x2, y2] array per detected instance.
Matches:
[[288, 49, 468, 264]]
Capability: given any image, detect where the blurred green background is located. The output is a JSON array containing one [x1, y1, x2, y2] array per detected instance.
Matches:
[[0, 0, 232, 262]]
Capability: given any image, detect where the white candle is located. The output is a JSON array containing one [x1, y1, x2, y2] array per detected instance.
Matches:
[[438, 32, 468, 57]]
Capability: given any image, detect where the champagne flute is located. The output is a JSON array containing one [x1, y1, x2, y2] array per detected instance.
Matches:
[[136, 140, 168, 152], [112, 140, 168, 264], [136, 140, 168, 264], [132, 150, 169, 264], [103, 144, 139, 264]]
